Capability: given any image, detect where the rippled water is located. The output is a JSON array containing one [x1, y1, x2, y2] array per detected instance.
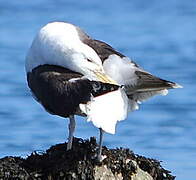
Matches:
[[0, 0, 195, 179]]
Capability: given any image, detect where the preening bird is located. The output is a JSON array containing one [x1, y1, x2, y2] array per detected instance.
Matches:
[[25, 22, 181, 161]]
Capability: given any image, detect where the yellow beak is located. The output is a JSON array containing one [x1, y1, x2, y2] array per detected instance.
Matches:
[[94, 71, 117, 85]]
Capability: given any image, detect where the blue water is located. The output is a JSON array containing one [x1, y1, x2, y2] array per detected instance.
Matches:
[[0, 0, 195, 179]]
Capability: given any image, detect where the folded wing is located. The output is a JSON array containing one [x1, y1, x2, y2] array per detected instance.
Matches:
[[84, 39, 181, 111]]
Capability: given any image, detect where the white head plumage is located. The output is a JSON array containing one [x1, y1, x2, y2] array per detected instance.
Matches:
[[25, 22, 104, 80]]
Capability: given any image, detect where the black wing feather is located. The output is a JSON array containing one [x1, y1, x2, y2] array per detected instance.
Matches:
[[27, 65, 119, 117]]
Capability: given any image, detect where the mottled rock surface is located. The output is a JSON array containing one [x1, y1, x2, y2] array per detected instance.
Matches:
[[0, 137, 175, 180]]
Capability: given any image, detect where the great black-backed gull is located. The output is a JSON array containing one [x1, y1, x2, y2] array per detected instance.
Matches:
[[25, 22, 181, 161]]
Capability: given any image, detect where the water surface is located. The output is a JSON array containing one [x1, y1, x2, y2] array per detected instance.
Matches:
[[0, 1, 195, 179]]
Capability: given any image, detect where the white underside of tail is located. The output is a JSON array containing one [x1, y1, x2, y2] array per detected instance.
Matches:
[[128, 89, 169, 111], [79, 89, 129, 134]]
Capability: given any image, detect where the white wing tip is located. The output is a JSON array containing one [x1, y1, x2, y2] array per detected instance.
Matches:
[[172, 83, 183, 89]]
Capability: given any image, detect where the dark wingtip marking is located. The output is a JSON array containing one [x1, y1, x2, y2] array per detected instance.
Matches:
[[135, 71, 181, 89]]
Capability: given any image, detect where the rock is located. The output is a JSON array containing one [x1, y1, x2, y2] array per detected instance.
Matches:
[[0, 137, 175, 180]]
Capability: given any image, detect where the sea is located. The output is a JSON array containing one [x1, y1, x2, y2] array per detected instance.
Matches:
[[0, 0, 195, 179]]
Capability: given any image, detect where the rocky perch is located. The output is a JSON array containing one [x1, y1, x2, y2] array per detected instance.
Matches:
[[0, 137, 175, 180]]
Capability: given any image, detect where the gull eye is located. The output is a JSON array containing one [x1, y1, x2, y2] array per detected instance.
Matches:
[[87, 58, 93, 63]]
